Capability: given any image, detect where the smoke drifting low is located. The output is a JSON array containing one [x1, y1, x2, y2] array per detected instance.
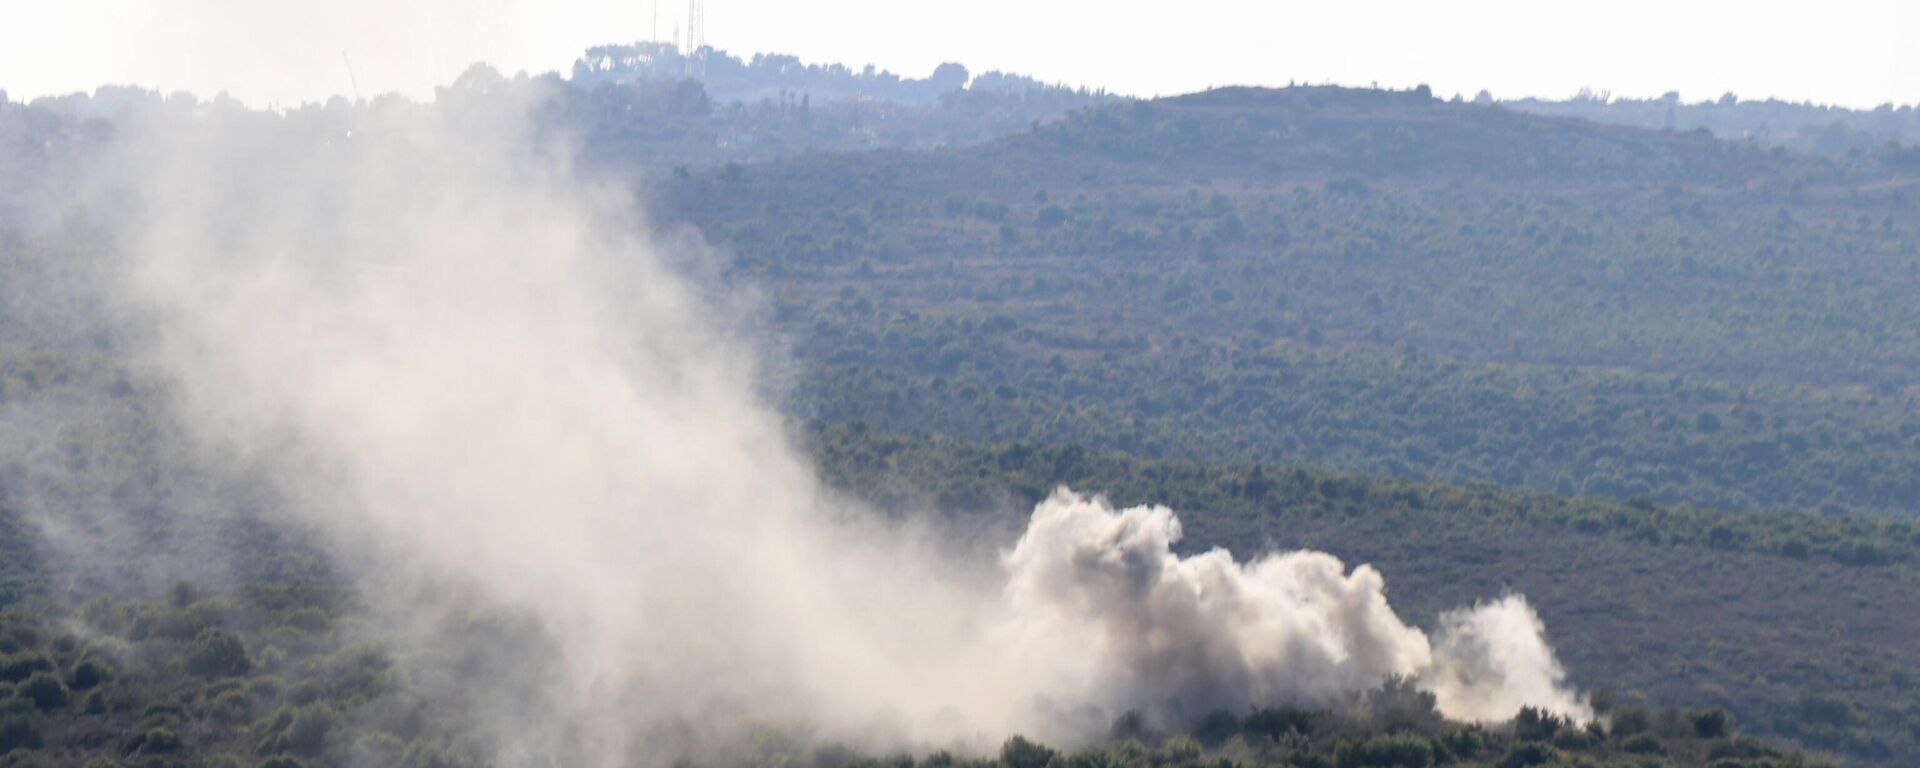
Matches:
[[35, 87, 1586, 764], [1003, 491, 1590, 727]]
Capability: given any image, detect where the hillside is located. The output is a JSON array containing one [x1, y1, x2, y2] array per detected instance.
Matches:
[[653, 86, 1920, 517], [0, 416, 1902, 765], [808, 423, 1920, 763], [0, 584, 1828, 767], [2, 74, 1917, 768]]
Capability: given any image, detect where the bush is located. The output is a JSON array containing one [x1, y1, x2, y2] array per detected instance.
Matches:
[[0, 711, 43, 752], [282, 608, 331, 634], [1336, 734, 1433, 768], [17, 671, 68, 710], [1192, 710, 1240, 748], [1000, 735, 1056, 768], [1244, 706, 1324, 740], [68, 658, 111, 690], [1496, 742, 1554, 768], [1691, 708, 1733, 739], [1620, 733, 1665, 755], [1549, 727, 1593, 750], [1440, 726, 1487, 760], [0, 653, 53, 684], [285, 704, 340, 756], [121, 727, 184, 755], [82, 689, 107, 715], [209, 688, 253, 724], [1160, 737, 1202, 765], [1510, 706, 1565, 741], [1609, 706, 1651, 737], [186, 629, 252, 679]]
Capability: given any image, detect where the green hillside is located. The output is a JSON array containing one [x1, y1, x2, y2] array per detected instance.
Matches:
[[655, 86, 1920, 516]]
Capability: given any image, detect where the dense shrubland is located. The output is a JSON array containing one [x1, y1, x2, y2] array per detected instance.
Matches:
[[804, 424, 1920, 764], [0, 586, 1831, 767], [654, 88, 1920, 517]]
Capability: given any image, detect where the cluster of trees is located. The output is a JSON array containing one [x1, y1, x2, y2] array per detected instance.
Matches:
[[572, 43, 981, 105], [787, 310, 1920, 518], [1507, 90, 1920, 157], [0, 584, 478, 768], [0, 50, 1114, 204], [0, 583, 1829, 767], [733, 695, 1822, 768]]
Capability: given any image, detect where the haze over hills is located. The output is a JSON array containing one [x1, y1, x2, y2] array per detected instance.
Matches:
[[2, 41, 1919, 768]]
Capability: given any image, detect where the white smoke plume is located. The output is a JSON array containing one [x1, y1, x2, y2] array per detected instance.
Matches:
[[31, 85, 1587, 765], [1002, 491, 1592, 727]]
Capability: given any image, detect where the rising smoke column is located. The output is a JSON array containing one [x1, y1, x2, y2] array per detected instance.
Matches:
[[66, 84, 1587, 766]]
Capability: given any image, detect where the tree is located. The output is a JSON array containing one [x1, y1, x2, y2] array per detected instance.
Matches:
[[930, 63, 971, 93]]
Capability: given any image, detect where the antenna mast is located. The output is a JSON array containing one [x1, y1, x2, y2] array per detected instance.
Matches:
[[684, 0, 706, 77], [341, 51, 362, 102]]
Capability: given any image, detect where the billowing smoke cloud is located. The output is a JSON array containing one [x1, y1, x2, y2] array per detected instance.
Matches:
[[20, 85, 1585, 765], [1001, 491, 1591, 727]]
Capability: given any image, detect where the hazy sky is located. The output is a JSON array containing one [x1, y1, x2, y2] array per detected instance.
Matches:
[[2, 0, 1916, 108]]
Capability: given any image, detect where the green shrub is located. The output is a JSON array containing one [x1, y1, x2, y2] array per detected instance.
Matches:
[[1243, 706, 1325, 740], [129, 607, 205, 641], [1496, 742, 1554, 768], [0, 654, 52, 684], [209, 689, 252, 724], [1000, 735, 1056, 768], [1336, 734, 1433, 768], [1620, 733, 1665, 755], [283, 704, 340, 756], [1549, 727, 1593, 751], [0, 711, 43, 752], [282, 609, 331, 634], [1160, 736, 1202, 765], [1192, 710, 1240, 748], [1691, 708, 1733, 739], [1440, 726, 1487, 760], [120, 727, 185, 755], [16, 672, 67, 710], [185, 629, 251, 679], [1609, 706, 1651, 737], [1510, 706, 1565, 741], [67, 658, 111, 690]]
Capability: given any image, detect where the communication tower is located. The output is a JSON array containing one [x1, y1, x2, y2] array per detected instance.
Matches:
[[684, 0, 706, 78]]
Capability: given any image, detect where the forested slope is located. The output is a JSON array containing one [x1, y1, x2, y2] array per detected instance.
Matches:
[[655, 86, 1920, 516], [806, 424, 1920, 763]]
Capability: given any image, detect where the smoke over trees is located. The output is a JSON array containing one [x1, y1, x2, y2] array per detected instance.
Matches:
[[0, 71, 1597, 767]]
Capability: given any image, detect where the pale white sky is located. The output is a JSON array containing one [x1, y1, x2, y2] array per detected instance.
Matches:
[[1, 0, 1916, 108]]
